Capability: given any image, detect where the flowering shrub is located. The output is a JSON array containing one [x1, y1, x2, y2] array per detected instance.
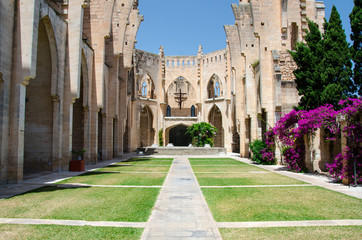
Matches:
[[250, 140, 266, 164], [186, 122, 217, 147], [262, 98, 361, 182], [260, 130, 276, 164]]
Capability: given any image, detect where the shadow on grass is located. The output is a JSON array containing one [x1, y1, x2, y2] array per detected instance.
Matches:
[[78, 171, 120, 176], [123, 158, 154, 163], [99, 165, 133, 168], [8, 185, 91, 199]]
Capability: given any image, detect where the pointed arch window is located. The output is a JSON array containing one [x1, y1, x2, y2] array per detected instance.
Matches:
[[214, 82, 220, 97], [191, 105, 196, 117], [208, 75, 222, 98], [166, 105, 171, 117], [141, 82, 147, 96]]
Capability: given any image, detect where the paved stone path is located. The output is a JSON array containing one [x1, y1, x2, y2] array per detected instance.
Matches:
[[141, 157, 222, 240]]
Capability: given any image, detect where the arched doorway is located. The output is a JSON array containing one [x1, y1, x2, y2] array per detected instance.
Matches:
[[209, 105, 224, 147], [24, 18, 54, 172], [169, 125, 191, 146], [140, 106, 154, 147]]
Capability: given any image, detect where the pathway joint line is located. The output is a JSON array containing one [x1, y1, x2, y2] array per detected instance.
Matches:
[[0, 218, 147, 228], [200, 184, 313, 188], [53, 183, 162, 188], [217, 220, 362, 228]]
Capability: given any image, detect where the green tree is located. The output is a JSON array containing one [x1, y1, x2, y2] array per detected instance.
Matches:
[[186, 122, 217, 147], [350, 0, 362, 96], [290, 6, 355, 110], [322, 6, 354, 103], [290, 20, 325, 109]]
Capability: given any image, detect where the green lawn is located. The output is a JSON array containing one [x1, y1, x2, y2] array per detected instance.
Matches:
[[192, 165, 268, 173], [0, 224, 143, 240], [189, 158, 246, 165], [0, 186, 159, 222], [202, 186, 362, 222], [95, 165, 170, 173], [219, 226, 362, 240], [195, 172, 307, 186], [59, 171, 167, 186], [116, 158, 173, 166]]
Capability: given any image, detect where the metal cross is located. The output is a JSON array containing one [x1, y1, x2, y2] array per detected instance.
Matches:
[[174, 88, 187, 109]]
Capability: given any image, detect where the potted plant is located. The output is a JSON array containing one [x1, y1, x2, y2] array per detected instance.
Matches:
[[69, 148, 86, 171]]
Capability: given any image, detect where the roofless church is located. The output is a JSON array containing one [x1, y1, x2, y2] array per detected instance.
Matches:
[[0, 0, 325, 183]]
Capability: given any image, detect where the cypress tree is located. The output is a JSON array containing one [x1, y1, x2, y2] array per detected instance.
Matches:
[[350, 0, 362, 96], [322, 6, 353, 105], [290, 6, 355, 110], [290, 20, 324, 109]]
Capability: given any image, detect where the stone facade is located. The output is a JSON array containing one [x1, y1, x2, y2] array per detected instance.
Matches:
[[0, 0, 325, 183], [0, 0, 142, 183], [131, 0, 325, 156]]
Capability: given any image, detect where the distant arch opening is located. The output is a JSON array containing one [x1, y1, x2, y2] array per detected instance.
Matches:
[[209, 105, 224, 147], [168, 125, 191, 146], [140, 106, 154, 147]]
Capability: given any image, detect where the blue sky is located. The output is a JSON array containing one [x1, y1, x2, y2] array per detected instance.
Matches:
[[135, 0, 355, 56]]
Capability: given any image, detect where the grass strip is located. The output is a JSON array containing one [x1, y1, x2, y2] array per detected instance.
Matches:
[[189, 158, 246, 165], [116, 158, 173, 166], [0, 224, 143, 240], [191, 165, 268, 173], [59, 172, 167, 186], [202, 186, 362, 222], [95, 165, 170, 173], [195, 172, 307, 186], [0, 186, 159, 222], [219, 226, 362, 240]]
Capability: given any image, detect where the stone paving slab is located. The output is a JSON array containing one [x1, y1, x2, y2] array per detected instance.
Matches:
[[141, 157, 222, 240], [0, 218, 146, 228], [217, 219, 362, 228]]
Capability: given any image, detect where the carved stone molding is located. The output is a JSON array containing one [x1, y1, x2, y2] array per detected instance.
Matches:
[[52, 94, 61, 102], [22, 76, 35, 86]]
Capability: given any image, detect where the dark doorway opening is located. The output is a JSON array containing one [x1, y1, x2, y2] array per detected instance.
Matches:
[[169, 125, 191, 146]]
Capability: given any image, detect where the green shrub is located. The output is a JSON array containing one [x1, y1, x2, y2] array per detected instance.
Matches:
[[158, 129, 164, 147], [249, 140, 267, 164], [186, 122, 217, 147]]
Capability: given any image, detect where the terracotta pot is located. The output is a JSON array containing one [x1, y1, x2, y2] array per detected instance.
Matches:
[[69, 159, 85, 171]]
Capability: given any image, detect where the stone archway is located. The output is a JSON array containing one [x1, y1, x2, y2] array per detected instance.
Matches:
[[209, 105, 224, 147], [168, 125, 191, 146], [24, 18, 54, 173], [140, 106, 154, 147]]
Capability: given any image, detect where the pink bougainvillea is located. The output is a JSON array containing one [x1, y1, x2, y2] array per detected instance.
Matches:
[[263, 98, 361, 182]]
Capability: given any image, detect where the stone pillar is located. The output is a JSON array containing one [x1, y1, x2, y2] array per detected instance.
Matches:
[[8, 82, 27, 183], [340, 120, 350, 185], [52, 95, 62, 171], [83, 106, 92, 164]]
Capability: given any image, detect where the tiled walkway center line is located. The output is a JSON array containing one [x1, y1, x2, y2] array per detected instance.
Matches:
[[141, 157, 222, 240]]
